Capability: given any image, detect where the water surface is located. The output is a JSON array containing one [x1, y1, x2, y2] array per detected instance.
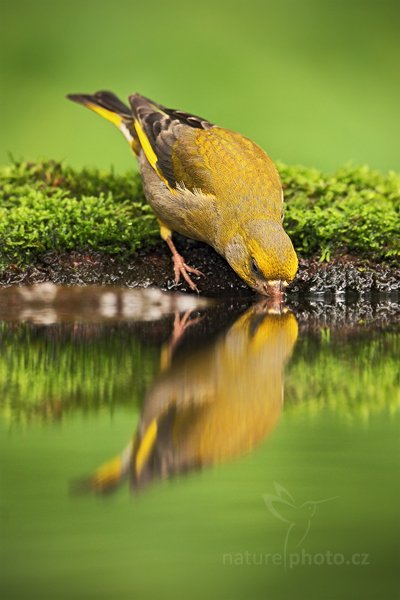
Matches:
[[1, 286, 399, 600]]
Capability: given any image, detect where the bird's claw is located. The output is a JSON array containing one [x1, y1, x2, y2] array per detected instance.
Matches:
[[172, 253, 204, 292]]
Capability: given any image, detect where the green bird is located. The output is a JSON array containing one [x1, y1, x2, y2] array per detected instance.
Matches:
[[67, 91, 298, 296]]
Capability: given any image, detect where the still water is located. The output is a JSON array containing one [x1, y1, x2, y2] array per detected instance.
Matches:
[[0, 286, 399, 600]]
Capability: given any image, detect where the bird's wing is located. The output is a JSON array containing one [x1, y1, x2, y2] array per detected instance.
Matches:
[[129, 94, 214, 191], [130, 94, 281, 205]]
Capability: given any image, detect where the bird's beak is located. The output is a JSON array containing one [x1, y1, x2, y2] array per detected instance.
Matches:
[[254, 280, 287, 312], [259, 280, 286, 300]]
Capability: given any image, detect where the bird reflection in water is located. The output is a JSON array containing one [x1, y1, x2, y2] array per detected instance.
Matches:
[[81, 301, 298, 493]]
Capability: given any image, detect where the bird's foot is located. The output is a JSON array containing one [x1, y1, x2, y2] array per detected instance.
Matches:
[[165, 235, 204, 292], [172, 252, 204, 292]]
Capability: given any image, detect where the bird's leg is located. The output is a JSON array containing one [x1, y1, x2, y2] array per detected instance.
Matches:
[[160, 310, 204, 371], [170, 310, 203, 351], [165, 235, 204, 292]]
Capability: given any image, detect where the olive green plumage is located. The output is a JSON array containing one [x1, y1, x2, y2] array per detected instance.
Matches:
[[67, 91, 298, 294]]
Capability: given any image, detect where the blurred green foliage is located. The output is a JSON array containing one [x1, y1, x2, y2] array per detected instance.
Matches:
[[0, 322, 159, 423], [1, 0, 400, 172], [286, 330, 400, 420], [1, 320, 398, 423], [0, 159, 399, 269]]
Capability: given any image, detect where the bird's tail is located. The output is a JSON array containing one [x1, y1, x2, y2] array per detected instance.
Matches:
[[67, 90, 140, 152], [72, 418, 159, 494]]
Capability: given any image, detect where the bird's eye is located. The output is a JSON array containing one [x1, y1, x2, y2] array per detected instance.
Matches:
[[251, 258, 259, 274]]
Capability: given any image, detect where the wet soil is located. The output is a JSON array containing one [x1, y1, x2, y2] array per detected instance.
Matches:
[[0, 237, 399, 299]]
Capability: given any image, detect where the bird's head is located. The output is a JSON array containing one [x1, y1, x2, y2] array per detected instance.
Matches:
[[224, 219, 298, 297]]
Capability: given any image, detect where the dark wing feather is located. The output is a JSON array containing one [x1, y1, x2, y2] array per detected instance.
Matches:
[[94, 91, 131, 117], [129, 94, 213, 188]]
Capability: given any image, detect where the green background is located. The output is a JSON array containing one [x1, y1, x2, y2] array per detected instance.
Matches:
[[1, 0, 399, 172]]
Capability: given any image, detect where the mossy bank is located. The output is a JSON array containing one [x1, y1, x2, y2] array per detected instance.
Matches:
[[1, 160, 399, 295]]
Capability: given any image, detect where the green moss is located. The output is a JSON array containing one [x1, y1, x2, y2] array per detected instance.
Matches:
[[0, 160, 158, 269], [279, 162, 400, 261], [0, 159, 399, 269]]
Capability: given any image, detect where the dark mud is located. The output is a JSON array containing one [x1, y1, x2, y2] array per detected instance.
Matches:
[[1, 237, 399, 299]]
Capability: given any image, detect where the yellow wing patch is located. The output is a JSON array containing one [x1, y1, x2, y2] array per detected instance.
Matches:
[[134, 120, 158, 169], [134, 120, 173, 190], [135, 419, 158, 476]]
